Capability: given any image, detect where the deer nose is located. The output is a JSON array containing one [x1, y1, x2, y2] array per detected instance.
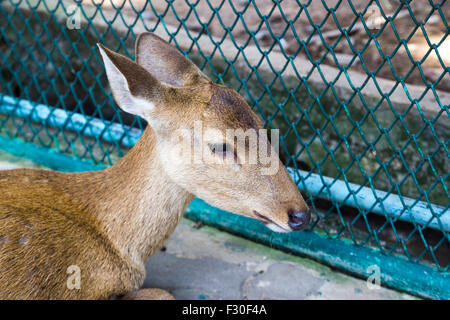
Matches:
[[288, 209, 310, 231]]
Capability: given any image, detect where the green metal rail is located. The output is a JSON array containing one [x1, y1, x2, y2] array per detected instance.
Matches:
[[0, 0, 448, 298]]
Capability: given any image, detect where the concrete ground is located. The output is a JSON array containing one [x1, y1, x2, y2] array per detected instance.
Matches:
[[144, 219, 415, 300], [0, 150, 416, 300]]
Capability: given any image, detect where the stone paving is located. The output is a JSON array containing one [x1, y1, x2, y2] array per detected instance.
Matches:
[[144, 219, 415, 300]]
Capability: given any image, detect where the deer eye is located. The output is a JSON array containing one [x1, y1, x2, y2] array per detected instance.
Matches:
[[208, 143, 236, 160]]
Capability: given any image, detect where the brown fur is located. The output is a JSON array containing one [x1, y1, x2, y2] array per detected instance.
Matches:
[[0, 33, 309, 299], [0, 128, 191, 299], [207, 84, 260, 130], [121, 288, 175, 300]]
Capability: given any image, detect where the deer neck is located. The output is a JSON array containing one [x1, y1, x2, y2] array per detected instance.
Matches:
[[76, 127, 193, 266]]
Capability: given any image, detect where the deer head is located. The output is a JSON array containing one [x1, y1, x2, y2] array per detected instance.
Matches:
[[98, 33, 310, 233]]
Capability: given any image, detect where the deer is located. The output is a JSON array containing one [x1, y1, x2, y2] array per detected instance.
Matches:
[[0, 33, 310, 300]]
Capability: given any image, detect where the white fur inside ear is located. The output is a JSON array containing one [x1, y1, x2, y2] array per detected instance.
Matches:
[[131, 96, 155, 115], [98, 45, 154, 117]]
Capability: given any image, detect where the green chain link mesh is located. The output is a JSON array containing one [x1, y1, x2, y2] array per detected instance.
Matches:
[[0, 0, 448, 274]]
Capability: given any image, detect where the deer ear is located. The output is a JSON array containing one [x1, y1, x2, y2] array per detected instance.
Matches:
[[135, 33, 210, 87], [97, 43, 161, 118]]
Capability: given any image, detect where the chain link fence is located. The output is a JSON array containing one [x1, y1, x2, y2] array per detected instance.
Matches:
[[0, 0, 448, 298]]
